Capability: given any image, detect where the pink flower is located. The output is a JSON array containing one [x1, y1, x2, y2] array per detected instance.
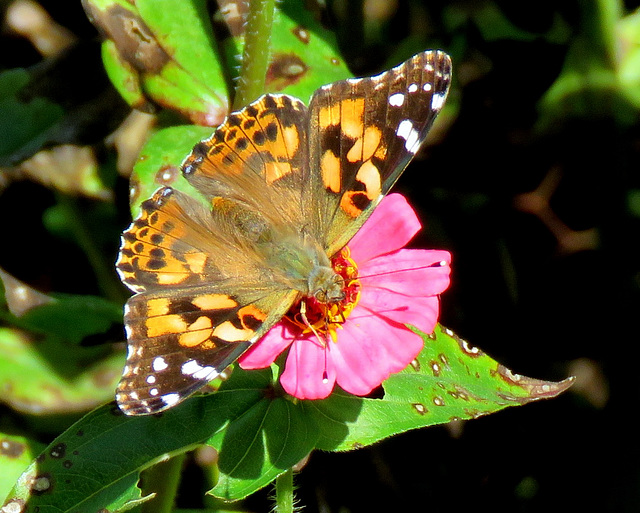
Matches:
[[239, 194, 451, 400]]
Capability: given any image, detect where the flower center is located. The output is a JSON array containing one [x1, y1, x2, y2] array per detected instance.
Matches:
[[284, 247, 361, 342]]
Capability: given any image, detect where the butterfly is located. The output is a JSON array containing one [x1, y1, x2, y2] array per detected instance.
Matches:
[[115, 49, 452, 415]]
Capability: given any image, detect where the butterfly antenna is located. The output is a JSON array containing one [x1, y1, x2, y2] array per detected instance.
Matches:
[[356, 260, 449, 282]]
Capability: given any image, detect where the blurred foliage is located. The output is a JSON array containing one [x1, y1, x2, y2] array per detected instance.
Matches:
[[1, 0, 639, 512]]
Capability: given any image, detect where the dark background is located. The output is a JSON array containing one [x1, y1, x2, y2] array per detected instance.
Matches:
[[1, 1, 638, 511]]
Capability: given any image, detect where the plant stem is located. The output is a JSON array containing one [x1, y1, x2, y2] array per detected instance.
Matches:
[[275, 467, 294, 513], [232, 0, 276, 109], [141, 453, 187, 513]]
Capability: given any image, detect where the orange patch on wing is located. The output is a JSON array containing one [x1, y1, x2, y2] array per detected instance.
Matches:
[[213, 321, 254, 342], [185, 251, 208, 273], [238, 304, 267, 325], [321, 150, 341, 193], [318, 104, 340, 128], [264, 161, 293, 183], [192, 294, 238, 311], [346, 125, 382, 163], [146, 314, 187, 337], [374, 144, 387, 160], [146, 297, 171, 317], [339, 191, 367, 218], [282, 125, 300, 154], [355, 160, 382, 199], [340, 98, 365, 139], [156, 272, 190, 285], [179, 316, 214, 347]]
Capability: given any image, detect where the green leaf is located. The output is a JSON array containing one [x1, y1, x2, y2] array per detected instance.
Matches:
[[210, 392, 318, 500], [19, 293, 123, 345], [3, 324, 571, 509], [84, 0, 229, 126], [307, 324, 574, 451], [0, 433, 45, 502], [264, 1, 352, 98], [128, 124, 214, 214], [0, 327, 122, 415], [220, 0, 352, 102], [1, 367, 314, 510]]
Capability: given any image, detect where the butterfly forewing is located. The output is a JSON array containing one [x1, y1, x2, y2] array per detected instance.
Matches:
[[182, 94, 310, 229], [307, 50, 452, 255]]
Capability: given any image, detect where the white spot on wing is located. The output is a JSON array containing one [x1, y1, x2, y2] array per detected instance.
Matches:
[[152, 356, 168, 372], [396, 119, 421, 154], [161, 393, 181, 407], [181, 359, 217, 381], [431, 92, 446, 111], [146, 375, 156, 384], [423, 82, 432, 92], [408, 83, 418, 93], [388, 92, 405, 107], [149, 388, 159, 396]]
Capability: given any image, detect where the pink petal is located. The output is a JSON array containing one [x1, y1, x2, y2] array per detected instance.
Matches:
[[330, 312, 424, 395], [280, 337, 336, 399], [238, 323, 295, 369], [359, 249, 452, 298], [349, 194, 421, 263], [355, 295, 440, 335]]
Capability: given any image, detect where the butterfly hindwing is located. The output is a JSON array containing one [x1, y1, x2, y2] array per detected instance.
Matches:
[[116, 285, 296, 415], [307, 50, 452, 255]]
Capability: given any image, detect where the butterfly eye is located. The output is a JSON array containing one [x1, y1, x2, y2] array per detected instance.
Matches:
[[314, 274, 345, 304]]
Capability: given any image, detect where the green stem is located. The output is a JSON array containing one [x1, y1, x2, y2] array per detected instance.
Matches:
[[141, 453, 186, 513], [275, 468, 294, 513], [232, 0, 277, 109], [55, 193, 125, 303]]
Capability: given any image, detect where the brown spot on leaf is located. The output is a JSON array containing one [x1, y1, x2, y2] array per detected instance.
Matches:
[[292, 26, 310, 44], [29, 473, 53, 495], [49, 443, 66, 459], [155, 165, 179, 185], [214, 0, 249, 37], [1, 499, 25, 513], [84, 4, 170, 73], [266, 53, 308, 90], [128, 176, 140, 205], [411, 402, 428, 415], [0, 438, 26, 458], [494, 365, 576, 402]]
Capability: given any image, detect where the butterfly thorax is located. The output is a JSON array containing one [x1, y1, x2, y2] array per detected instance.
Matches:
[[257, 229, 344, 302]]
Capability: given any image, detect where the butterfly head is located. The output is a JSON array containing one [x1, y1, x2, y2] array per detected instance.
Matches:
[[308, 265, 346, 304]]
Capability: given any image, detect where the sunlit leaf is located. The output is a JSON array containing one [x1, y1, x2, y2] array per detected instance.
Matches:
[[0, 433, 45, 502], [306, 324, 574, 451]]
